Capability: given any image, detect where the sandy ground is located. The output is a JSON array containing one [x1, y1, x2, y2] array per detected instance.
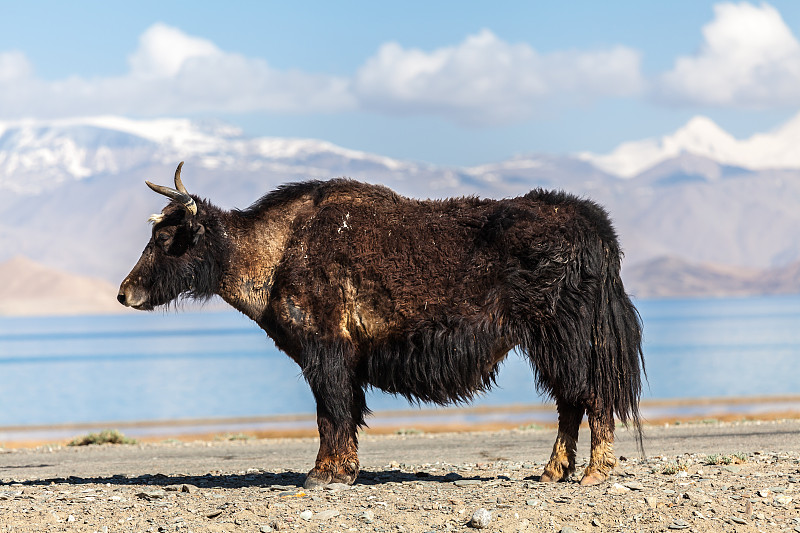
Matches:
[[0, 419, 799, 532]]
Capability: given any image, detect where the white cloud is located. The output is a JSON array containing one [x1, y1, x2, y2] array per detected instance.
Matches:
[[657, 2, 800, 107], [0, 23, 356, 119], [354, 29, 644, 126], [0, 51, 32, 82], [0, 24, 642, 126], [128, 23, 222, 79]]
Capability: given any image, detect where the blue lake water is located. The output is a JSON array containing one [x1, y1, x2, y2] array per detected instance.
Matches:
[[0, 295, 799, 430]]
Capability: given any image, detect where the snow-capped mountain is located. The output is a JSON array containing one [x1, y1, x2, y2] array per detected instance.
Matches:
[[2, 113, 800, 304], [0, 116, 421, 195], [579, 113, 800, 178]]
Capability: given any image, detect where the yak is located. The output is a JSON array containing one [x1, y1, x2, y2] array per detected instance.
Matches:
[[118, 162, 644, 488]]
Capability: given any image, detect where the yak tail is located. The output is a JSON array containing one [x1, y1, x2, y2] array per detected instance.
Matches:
[[593, 250, 646, 454]]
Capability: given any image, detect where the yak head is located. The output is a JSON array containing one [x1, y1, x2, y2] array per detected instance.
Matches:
[[118, 162, 217, 310]]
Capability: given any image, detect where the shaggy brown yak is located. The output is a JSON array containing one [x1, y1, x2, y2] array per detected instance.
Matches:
[[118, 162, 644, 488]]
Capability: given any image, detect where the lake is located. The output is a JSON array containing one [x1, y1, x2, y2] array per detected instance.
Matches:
[[0, 295, 799, 439]]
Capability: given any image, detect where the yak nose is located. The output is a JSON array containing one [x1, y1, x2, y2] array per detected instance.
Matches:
[[117, 283, 147, 308]]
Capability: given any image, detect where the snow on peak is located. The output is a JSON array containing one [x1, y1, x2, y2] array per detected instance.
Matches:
[[0, 115, 413, 194], [579, 112, 800, 177]]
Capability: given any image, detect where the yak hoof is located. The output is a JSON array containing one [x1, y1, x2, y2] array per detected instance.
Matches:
[[303, 468, 333, 490], [539, 472, 558, 483], [539, 464, 572, 483], [579, 470, 608, 486]]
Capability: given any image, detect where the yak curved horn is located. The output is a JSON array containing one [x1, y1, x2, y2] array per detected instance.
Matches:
[[174, 161, 188, 194], [145, 162, 197, 215]]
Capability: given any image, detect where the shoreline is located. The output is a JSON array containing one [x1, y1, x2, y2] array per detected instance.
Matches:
[[2, 395, 799, 449]]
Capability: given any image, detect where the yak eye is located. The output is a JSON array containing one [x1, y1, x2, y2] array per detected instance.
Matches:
[[155, 230, 172, 246]]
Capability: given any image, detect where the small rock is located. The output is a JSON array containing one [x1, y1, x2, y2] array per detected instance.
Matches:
[[525, 499, 540, 506], [560, 528, 579, 533], [668, 519, 689, 530], [774, 494, 793, 506], [259, 526, 273, 533], [67, 515, 75, 523], [454, 479, 482, 487], [722, 465, 741, 473], [469, 508, 491, 529], [730, 517, 747, 525], [757, 489, 770, 497], [623, 481, 644, 491], [314, 509, 340, 520], [684, 491, 712, 504], [645, 496, 658, 508], [324, 483, 352, 492], [592, 518, 601, 526], [206, 510, 223, 519], [136, 489, 168, 501], [299, 510, 313, 521], [608, 483, 630, 494], [359, 510, 374, 524]]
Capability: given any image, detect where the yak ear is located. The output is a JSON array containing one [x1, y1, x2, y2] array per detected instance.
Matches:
[[191, 223, 205, 245]]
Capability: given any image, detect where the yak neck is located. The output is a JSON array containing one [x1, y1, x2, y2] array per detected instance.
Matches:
[[216, 194, 314, 321]]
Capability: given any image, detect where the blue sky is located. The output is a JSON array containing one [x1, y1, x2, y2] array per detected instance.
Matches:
[[3, 1, 800, 165]]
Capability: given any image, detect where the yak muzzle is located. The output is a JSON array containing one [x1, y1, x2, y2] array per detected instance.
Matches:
[[117, 282, 149, 309]]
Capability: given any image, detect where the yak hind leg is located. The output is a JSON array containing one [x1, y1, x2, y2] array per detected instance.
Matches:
[[540, 400, 583, 482], [580, 400, 617, 486], [302, 347, 366, 489]]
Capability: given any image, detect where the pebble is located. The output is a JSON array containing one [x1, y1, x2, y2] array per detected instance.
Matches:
[[135, 489, 167, 501], [454, 479, 482, 487], [469, 508, 491, 529], [559, 528, 578, 533], [314, 509, 340, 520], [684, 490, 712, 504], [730, 516, 747, 525], [324, 482, 352, 492], [360, 510, 375, 524], [774, 494, 793, 506], [668, 518, 689, 529], [608, 483, 630, 494], [623, 481, 644, 491], [299, 510, 313, 521]]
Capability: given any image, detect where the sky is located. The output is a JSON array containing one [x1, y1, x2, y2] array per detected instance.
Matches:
[[3, 1, 800, 166]]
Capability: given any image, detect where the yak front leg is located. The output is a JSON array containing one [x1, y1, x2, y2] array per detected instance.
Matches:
[[580, 400, 617, 486], [540, 400, 583, 482], [302, 346, 366, 489]]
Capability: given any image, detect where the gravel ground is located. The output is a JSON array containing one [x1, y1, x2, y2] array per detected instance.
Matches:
[[0, 419, 799, 532]]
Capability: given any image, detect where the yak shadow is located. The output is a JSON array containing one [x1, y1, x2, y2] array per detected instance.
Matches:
[[1, 469, 502, 490]]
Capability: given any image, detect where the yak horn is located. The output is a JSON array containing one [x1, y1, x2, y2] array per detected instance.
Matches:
[[174, 161, 188, 194], [145, 162, 197, 215]]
